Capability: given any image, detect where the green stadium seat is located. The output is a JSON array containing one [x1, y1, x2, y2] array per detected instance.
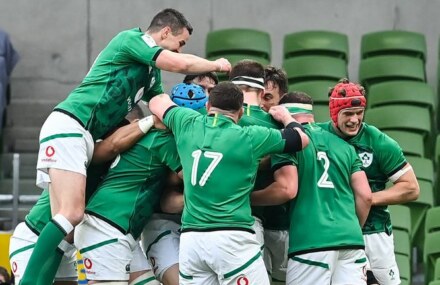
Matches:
[[288, 80, 337, 104], [406, 180, 434, 252], [429, 281, 440, 285], [395, 253, 411, 284], [425, 207, 440, 235], [434, 258, 440, 281], [424, 232, 440, 283], [205, 28, 271, 61], [393, 229, 411, 256], [435, 135, 440, 205], [312, 104, 330, 123], [382, 131, 425, 158], [435, 134, 440, 167], [367, 81, 435, 115], [389, 205, 412, 235], [406, 156, 434, 185], [365, 105, 431, 139], [361, 30, 427, 62], [283, 55, 347, 85], [283, 30, 349, 61], [359, 55, 426, 90]]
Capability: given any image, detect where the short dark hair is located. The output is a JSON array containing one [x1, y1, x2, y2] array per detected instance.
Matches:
[[183, 72, 219, 84], [147, 8, 193, 35], [0, 266, 10, 283], [209, 82, 243, 112], [229, 60, 265, 81], [279, 91, 313, 105], [264, 65, 288, 95]]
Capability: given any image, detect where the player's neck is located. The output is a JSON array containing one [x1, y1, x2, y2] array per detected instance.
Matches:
[[243, 92, 260, 106], [208, 108, 239, 123]]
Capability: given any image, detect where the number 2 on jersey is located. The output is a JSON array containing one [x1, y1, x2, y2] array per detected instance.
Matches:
[[317, 151, 334, 188], [191, 150, 223, 186]]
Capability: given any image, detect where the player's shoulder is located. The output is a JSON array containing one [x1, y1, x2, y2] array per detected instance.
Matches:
[[360, 123, 398, 146]]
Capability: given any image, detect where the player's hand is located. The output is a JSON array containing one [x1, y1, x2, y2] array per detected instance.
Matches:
[[268, 105, 295, 126], [153, 115, 167, 130], [214, 58, 232, 73]]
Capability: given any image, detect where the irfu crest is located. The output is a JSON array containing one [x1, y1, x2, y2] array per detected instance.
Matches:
[[358, 152, 373, 167]]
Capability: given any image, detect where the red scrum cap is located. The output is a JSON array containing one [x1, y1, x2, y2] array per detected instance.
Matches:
[[328, 79, 366, 126]]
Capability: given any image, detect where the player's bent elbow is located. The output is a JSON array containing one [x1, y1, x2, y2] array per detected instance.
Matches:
[[406, 181, 420, 201], [283, 185, 297, 201]]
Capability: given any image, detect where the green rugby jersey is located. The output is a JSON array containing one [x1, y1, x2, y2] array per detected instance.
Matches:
[[55, 28, 164, 140], [272, 123, 364, 255], [317, 121, 406, 234], [85, 129, 181, 240], [238, 104, 288, 230], [163, 106, 286, 232]]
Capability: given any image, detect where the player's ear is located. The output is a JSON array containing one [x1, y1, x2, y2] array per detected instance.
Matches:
[[238, 107, 244, 120]]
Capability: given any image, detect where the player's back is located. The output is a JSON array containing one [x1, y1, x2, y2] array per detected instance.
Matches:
[[287, 123, 364, 254], [166, 108, 284, 232]]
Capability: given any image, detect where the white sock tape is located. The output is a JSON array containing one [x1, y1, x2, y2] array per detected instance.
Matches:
[[52, 214, 74, 234]]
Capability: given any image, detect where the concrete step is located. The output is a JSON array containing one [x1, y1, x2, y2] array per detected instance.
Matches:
[[3, 138, 39, 153], [1, 153, 38, 179], [3, 126, 40, 140], [0, 178, 40, 196], [14, 139, 39, 153], [2, 127, 40, 153], [5, 99, 57, 128]]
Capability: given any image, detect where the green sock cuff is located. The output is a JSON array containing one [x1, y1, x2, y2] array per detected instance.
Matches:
[[19, 220, 68, 284]]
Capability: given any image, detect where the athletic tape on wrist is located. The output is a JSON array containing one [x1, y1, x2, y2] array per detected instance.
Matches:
[[138, 115, 154, 134]]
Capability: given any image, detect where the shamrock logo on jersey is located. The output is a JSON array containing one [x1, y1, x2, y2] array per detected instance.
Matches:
[[358, 152, 373, 168], [389, 269, 395, 280]]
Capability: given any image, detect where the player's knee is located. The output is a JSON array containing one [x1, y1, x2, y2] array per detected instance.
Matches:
[[59, 210, 84, 226], [129, 271, 160, 285]]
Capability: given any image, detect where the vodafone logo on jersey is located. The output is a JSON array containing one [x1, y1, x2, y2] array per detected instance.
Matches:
[[41, 146, 57, 163], [237, 276, 249, 285], [45, 146, 55, 157], [84, 257, 96, 275], [12, 261, 18, 273], [84, 258, 93, 269]]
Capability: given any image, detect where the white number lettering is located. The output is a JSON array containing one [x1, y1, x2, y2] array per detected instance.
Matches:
[[191, 150, 223, 187], [317, 151, 334, 188]]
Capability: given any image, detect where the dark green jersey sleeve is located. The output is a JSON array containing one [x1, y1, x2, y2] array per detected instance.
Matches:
[[151, 131, 182, 173], [376, 133, 406, 179], [245, 125, 285, 158], [121, 30, 163, 67], [348, 144, 363, 174], [271, 153, 296, 170], [121, 30, 165, 97]]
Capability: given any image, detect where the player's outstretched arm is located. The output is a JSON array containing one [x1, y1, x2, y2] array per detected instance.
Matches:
[[351, 170, 372, 227], [92, 116, 154, 164], [156, 50, 231, 74], [371, 163, 419, 206], [268, 105, 309, 151], [251, 165, 298, 206]]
